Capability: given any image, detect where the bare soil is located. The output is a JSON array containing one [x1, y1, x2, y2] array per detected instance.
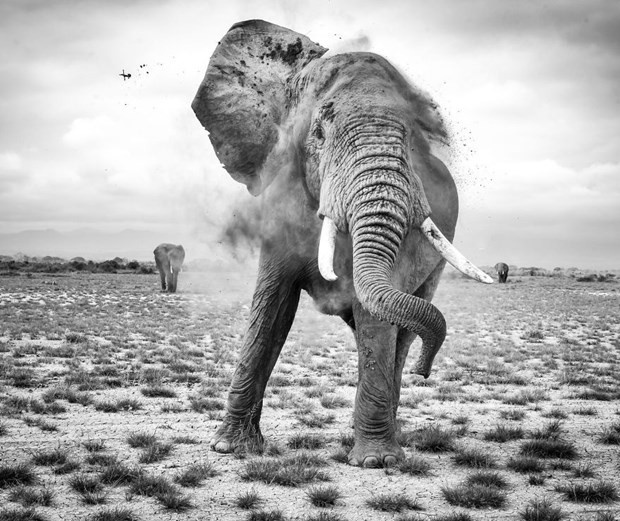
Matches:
[[0, 268, 619, 520]]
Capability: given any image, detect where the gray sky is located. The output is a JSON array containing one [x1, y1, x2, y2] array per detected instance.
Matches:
[[1, 0, 619, 268]]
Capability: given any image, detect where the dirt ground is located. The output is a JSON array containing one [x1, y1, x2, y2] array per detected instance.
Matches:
[[0, 267, 619, 520]]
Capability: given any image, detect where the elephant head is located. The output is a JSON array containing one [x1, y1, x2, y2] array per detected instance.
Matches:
[[153, 243, 185, 293], [193, 20, 491, 376]]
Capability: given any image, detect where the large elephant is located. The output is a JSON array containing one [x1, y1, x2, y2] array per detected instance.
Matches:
[[494, 262, 509, 283], [153, 243, 185, 293], [192, 20, 492, 467]]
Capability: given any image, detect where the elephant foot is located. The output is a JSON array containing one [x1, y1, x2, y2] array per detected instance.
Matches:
[[347, 438, 405, 468], [210, 417, 264, 455]]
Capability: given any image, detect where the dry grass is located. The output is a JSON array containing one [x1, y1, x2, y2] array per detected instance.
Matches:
[[0, 271, 619, 519]]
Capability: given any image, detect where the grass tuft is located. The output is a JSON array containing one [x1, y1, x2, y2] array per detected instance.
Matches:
[[174, 462, 217, 487], [442, 482, 507, 509], [0, 463, 38, 488], [519, 439, 578, 460], [126, 432, 157, 448], [507, 456, 546, 474], [412, 424, 455, 452], [240, 454, 330, 487], [519, 498, 565, 521], [99, 462, 141, 486], [555, 481, 619, 503], [8, 486, 54, 507], [398, 455, 432, 476], [452, 447, 498, 468], [31, 448, 68, 466], [245, 511, 286, 521], [465, 470, 509, 489], [286, 433, 325, 450], [141, 386, 177, 398], [235, 489, 263, 510], [89, 507, 139, 521], [138, 442, 173, 464], [0, 507, 51, 521], [484, 424, 525, 442], [366, 492, 419, 512], [306, 485, 343, 507]]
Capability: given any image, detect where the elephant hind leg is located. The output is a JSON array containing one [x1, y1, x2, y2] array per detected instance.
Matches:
[[395, 261, 446, 406]]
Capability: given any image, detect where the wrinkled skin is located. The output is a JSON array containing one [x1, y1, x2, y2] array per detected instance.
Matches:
[[193, 20, 472, 467], [494, 262, 509, 283], [153, 243, 185, 293]]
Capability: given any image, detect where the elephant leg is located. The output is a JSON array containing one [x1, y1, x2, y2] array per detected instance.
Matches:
[[393, 261, 445, 413], [211, 256, 301, 454], [165, 268, 174, 293], [169, 271, 178, 293], [348, 299, 402, 468], [155, 259, 167, 291]]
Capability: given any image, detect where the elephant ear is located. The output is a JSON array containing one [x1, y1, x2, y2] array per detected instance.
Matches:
[[192, 19, 328, 195]]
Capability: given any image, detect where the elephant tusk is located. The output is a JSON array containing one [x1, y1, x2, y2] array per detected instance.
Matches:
[[318, 216, 338, 281], [420, 217, 493, 284]]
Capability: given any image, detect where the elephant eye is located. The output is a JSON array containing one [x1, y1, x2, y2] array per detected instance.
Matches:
[[312, 123, 324, 142]]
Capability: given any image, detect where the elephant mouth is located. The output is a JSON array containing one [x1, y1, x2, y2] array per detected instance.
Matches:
[[318, 215, 492, 285]]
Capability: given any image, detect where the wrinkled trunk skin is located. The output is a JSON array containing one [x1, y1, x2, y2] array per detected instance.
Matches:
[[343, 151, 446, 378]]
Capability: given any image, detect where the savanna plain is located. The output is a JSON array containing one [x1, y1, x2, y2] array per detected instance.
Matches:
[[0, 265, 619, 521]]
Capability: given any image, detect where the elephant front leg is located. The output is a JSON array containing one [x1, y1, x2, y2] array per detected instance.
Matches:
[[348, 299, 403, 468], [211, 264, 301, 454]]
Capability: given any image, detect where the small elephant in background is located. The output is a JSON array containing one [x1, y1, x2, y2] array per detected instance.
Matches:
[[153, 243, 185, 293], [494, 262, 509, 283]]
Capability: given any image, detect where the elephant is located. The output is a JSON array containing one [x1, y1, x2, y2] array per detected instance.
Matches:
[[192, 19, 492, 467], [153, 243, 185, 293], [494, 262, 509, 283]]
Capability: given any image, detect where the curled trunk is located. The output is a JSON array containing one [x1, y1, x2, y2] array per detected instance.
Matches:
[[350, 207, 446, 378]]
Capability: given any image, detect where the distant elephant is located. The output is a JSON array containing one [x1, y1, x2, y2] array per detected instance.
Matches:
[[192, 20, 492, 467], [153, 243, 185, 293], [494, 262, 509, 283]]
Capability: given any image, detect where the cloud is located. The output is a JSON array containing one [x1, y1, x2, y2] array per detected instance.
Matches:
[[0, 0, 618, 268]]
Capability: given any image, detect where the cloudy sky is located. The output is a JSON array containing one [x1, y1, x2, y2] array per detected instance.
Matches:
[[1, 0, 618, 268]]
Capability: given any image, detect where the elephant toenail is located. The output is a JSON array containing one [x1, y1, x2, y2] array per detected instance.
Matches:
[[383, 455, 398, 467], [363, 456, 380, 468]]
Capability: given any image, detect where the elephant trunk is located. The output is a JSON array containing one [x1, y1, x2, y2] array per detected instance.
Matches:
[[348, 187, 446, 378], [323, 128, 445, 377]]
